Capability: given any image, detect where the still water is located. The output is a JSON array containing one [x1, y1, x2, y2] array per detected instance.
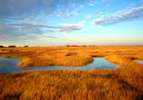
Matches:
[[0, 57, 117, 73], [135, 60, 143, 64]]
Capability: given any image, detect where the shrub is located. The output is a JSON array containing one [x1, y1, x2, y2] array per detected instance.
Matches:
[[8, 45, 16, 48], [0, 45, 4, 48], [24, 45, 29, 47]]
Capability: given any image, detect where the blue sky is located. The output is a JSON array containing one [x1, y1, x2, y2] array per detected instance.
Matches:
[[0, 0, 143, 46]]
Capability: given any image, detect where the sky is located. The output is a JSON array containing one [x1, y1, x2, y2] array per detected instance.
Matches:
[[0, 0, 143, 46]]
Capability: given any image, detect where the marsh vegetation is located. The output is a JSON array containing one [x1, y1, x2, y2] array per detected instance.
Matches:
[[0, 46, 143, 100]]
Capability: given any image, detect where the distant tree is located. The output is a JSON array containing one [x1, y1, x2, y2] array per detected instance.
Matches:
[[24, 45, 29, 47], [66, 45, 70, 47], [8, 45, 16, 48], [82, 45, 87, 47], [0, 45, 4, 48]]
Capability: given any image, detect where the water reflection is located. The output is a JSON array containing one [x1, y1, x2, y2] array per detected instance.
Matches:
[[135, 60, 143, 64], [0, 58, 21, 73], [0, 57, 117, 73]]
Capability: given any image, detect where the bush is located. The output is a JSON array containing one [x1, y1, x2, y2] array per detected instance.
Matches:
[[24, 45, 29, 47], [8, 45, 16, 48], [0, 45, 4, 48]]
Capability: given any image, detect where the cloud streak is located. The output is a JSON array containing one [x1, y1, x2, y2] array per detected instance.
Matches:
[[94, 5, 143, 25], [0, 21, 83, 41], [59, 23, 84, 32], [0, 0, 107, 18], [0, 0, 85, 18], [0, 23, 58, 41]]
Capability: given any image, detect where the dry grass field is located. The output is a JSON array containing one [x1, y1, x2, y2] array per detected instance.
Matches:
[[0, 46, 143, 100], [0, 46, 143, 67]]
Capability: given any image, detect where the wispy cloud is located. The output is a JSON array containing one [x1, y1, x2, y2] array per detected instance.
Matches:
[[55, 3, 84, 17], [59, 23, 84, 32], [0, 0, 85, 18], [0, 20, 84, 41], [88, 0, 111, 6], [94, 5, 143, 25], [89, 0, 97, 6], [0, 22, 58, 41]]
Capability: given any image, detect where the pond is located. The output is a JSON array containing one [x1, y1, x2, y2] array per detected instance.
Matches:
[[0, 57, 117, 73], [135, 60, 143, 64]]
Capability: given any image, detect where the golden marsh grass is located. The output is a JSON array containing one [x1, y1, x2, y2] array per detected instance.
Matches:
[[0, 46, 143, 100]]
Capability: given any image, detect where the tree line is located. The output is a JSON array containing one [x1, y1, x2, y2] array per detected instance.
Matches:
[[0, 45, 29, 48]]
